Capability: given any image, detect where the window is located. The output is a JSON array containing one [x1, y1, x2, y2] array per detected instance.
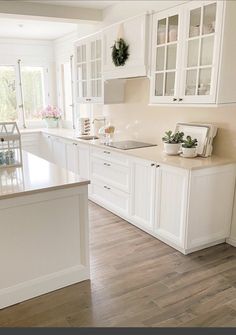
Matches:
[[21, 66, 45, 121], [0, 66, 17, 121], [61, 62, 72, 121], [0, 62, 48, 126]]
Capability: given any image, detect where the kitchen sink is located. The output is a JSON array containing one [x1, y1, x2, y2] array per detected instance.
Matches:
[[77, 135, 99, 140]]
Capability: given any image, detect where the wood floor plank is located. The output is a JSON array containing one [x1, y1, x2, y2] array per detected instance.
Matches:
[[1, 201, 236, 327]]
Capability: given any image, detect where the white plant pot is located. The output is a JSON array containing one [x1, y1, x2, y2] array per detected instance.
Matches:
[[163, 143, 181, 155], [44, 118, 59, 128], [182, 147, 197, 158]]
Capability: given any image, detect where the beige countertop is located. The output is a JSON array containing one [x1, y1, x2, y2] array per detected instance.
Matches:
[[21, 128, 236, 170], [0, 150, 89, 200]]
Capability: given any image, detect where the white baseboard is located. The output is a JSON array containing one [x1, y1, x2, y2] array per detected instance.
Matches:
[[0, 265, 90, 310], [226, 237, 236, 247]]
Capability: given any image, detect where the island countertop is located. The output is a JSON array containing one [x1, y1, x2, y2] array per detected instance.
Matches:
[[0, 150, 90, 200]]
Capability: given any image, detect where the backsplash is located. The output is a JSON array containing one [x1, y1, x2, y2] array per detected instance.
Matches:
[[95, 78, 236, 158]]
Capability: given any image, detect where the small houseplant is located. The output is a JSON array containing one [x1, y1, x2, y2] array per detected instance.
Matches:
[[182, 136, 198, 158], [41, 105, 62, 128], [162, 130, 184, 155]]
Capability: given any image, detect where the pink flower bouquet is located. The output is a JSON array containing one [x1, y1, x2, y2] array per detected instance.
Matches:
[[41, 105, 62, 120]]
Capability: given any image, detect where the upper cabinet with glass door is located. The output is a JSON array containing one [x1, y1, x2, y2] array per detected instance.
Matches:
[[180, 1, 222, 103], [75, 32, 124, 105], [150, 0, 236, 105], [150, 8, 182, 103]]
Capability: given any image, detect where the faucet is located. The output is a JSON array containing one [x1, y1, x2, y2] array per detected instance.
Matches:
[[92, 117, 106, 125]]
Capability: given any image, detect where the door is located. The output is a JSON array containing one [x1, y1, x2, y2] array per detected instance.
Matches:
[[130, 158, 156, 230], [65, 141, 79, 174], [150, 8, 183, 104], [75, 42, 88, 103], [78, 144, 90, 179], [51, 137, 67, 169], [179, 1, 223, 104], [154, 165, 189, 248], [89, 37, 102, 103]]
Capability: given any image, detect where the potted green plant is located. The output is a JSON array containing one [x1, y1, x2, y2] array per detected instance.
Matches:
[[162, 130, 184, 155], [182, 136, 198, 158]]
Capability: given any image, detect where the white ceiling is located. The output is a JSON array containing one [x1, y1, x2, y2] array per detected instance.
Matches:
[[24, 1, 120, 9], [0, 17, 78, 40]]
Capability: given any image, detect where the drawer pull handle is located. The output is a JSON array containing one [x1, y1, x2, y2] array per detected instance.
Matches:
[[173, 98, 177, 102], [103, 151, 111, 154], [104, 163, 111, 167], [156, 164, 160, 168], [151, 163, 155, 167], [104, 186, 111, 190], [179, 98, 183, 102], [73, 143, 78, 146]]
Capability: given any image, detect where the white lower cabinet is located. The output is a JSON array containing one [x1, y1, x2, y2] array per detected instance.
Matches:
[[51, 136, 67, 169], [129, 158, 156, 231], [154, 165, 189, 251]]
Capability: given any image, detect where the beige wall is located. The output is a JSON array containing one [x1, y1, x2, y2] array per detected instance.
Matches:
[[98, 78, 236, 158]]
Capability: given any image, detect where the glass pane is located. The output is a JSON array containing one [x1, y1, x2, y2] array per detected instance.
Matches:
[[155, 73, 164, 96], [200, 36, 214, 66], [165, 72, 175, 96], [77, 64, 86, 81], [187, 39, 199, 67], [166, 44, 177, 70], [91, 41, 96, 60], [185, 69, 197, 95], [189, 8, 201, 37], [61, 62, 72, 121], [198, 68, 211, 95], [156, 46, 165, 71], [91, 61, 96, 79], [96, 40, 101, 58], [82, 45, 86, 62], [97, 80, 102, 97], [77, 46, 82, 63], [21, 66, 45, 120], [91, 80, 96, 97], [77, 81, 87, 98], [0, 66, 17, 121], [203, 3, 216, 35], [97, 60, 101, 78], [157, 18, 166, 45], [168, 15, 178, 43]]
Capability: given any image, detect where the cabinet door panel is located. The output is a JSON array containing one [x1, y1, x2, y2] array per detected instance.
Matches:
[[66, 143, 79, 174], [130, 159, 156, 230], [155, 166, 188, 247], [180, 1, 223, 103], [78, 144, 90, 180], [52, 138, 66, 169], [150, 9, 182, 104]]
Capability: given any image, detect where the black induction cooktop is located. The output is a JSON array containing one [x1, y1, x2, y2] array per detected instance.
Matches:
[[104, 140, 157, 150]]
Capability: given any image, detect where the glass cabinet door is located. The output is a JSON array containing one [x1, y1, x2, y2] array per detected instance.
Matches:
[[76, 43, 88, 100], [152, 11, 180, 102], [183, 2, 218, 101], [89, 38, 102, 100]]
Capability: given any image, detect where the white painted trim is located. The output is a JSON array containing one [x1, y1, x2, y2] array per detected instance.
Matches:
[[226, 237, 236, 248], [0, 265, 89, 310]]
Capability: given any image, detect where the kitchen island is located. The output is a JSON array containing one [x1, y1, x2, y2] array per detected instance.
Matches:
[[0, 151, 90, 309]]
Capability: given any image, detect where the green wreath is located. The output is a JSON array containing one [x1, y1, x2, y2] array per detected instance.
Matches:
[[111, 38, 129, 67]]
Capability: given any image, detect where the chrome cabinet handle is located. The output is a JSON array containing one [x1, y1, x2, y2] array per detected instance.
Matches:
[[73, 143, 78, 146], [179, 98, 183, 102], [173, 98, 177, 102], [104, 185, 111, 190], [151, 163, 155, 167], [104, 162, 111, 167], [156, 164, 160, 168], [103, 151, 111, 154]]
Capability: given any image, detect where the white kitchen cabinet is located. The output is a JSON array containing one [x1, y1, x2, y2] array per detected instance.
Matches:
[[65, 141, 79, 174], [102, 13, 150, 79], [154, 165, 189, 250], [40, 133, 54, 162], [51, 136, 67, 169], [77, 143, 90, 180], [150, 7, 183, 104], [75, 32, 124, 104], [21, 133, 42, 157], [150, 0, 236, 105], [130, 158, 156, 231]]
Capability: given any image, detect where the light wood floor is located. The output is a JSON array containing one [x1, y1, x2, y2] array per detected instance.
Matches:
[[1, 201, 236, 327]]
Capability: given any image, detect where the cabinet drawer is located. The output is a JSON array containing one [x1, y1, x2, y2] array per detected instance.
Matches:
[[90, 180, 130, 216], [91, 146, 129, 166], [91, 157, 130, 192]]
